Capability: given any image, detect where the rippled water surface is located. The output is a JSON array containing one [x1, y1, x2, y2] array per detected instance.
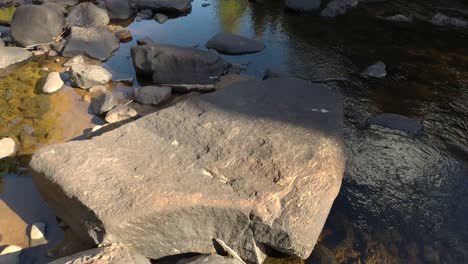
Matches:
[[1, 0, 467, 263]]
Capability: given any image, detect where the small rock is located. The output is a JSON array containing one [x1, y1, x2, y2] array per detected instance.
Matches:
[[63, 55, 85, 67], [116, 29, 132, 42], [361, 61, 387, 78], [0, 245, 22, 264], [29, 222, 48, 247], [89, 85, 107, 94], [114, 77, 134, 85], [91, 93, 117, 115], [134, 86, 171, 106], [33, 50, 46, 56], [154, 13, 168, 24], [105, 104, 138, 123], [49, 50, 58, 57], [206, 32, 265, 55], [55, 58, 60, 63], [136, 9, 153, 21], [431, 13, 468, 27], [0, 137, 18, 159], [380, 14, 413, 22], [82, 94, 92, 103], [201, 3, 210, 7], [0, 47, 32, 69], [320, 0, 359, 18], [70, 64, 112, 89], [42, 72, 64, 94]]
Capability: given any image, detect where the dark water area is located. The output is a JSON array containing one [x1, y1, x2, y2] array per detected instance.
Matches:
[[0, 0, 467, 263]]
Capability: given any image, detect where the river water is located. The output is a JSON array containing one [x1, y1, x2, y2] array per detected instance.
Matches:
[[0, 0, 467, 263]]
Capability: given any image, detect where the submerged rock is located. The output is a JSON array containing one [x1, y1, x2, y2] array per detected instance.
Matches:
[[134, 86, 172, 105], [0, 137, 18, 159], [31, 78, 344, 263], [69, 64, 112, 89], [366, 113, 423, 136], [42, 72, 64, 94], [0, 47, 31, 69], [285, 0, 321, 12], [431, 13, 468, 27], [361, 61, 387, 78], [130, 0, 192, 13], [91, 93, 117, 115], [10, 5, 65, 47], [131, 44, 231, 84], [67, 3, 110, 28], [154, 13, 168, 24], [104, 0, 133, 20], [49, 246, 150, 264], [380, 14, 413, 23], [0, 245, 22, 264], [320, 0, 358, 18], [105, 104, 138, 123], [206, 33, 265, 55], [62, 27, 120, 61]]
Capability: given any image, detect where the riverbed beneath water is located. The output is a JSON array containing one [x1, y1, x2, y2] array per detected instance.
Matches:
[[0, 0, 467, 263]]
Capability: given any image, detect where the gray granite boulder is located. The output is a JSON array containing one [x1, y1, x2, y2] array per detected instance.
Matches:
[[104, 0, 133, 19], [206, 33, 265, 55], [67, 3, 110, 28], [285, 0, 321, 12], [130, 0, 192, 13], [50, 246, 150, 264], [10, 5, 65, 47], [62, 27, 119, 61], [91, 93, 117, 115], [131, 44, 230, 84], [69, 64, 112, 89], [31, 78, 344, 263], [134, 86, 172, 105], [0, 47, 32, 69]]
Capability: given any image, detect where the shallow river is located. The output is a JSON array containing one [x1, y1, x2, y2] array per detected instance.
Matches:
[[0, 0, 467, 263]]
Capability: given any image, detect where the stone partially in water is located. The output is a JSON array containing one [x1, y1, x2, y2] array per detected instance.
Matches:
[[320, 0, 358, 18], [62, 27, 120, 61], [67, 3, 110, 28], [206, 33, 265, 55], [431, 13, 468, 27], [0, 245, 22, 264], [104, 0, 133, 20], [285, 0, 321, 12], [366, 113, 423, 136], [10, 5, 65, 47], [29, 222, 48, 247], [154, 13, 168, 24], [31, 78, 344, 263], [130, 0, 192, 13], [131, 44, 231, 84], [42, 72, 64, 94], [361, 61, 387, 78], [133, 86, 171, 105], [49, 245, 151, 264], [0, 47, 31, 69], [380, 14, 413, 23], [69, 64, 112, 89], [105, 104, 138, 123], [0, 137, 18, 159], [91, 93, 117, 115]]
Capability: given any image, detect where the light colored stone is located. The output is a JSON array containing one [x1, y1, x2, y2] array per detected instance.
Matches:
[[0, 138, 18, 159], [42, 72, 64, 94], [69, 64, 112, 89], [0, 245, 22, 264], [49, 245, 150, 264], [105, 104, 138, 123], [30, 222, 46, 240], [63, 55, 85, 67], [361, 61, 387, 78], [89, 85, 108, 95], [0, 47, 32, 69]]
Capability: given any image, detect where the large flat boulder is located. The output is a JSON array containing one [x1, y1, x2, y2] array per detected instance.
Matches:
[[62, 27, 119, 61], [131, 44, 231, 84], [130, 0, 192, 13], [31, 78, 344, 263], [50, 246, 151, 264], [10, 5, 65, 47], [0, 47, 32, 69]]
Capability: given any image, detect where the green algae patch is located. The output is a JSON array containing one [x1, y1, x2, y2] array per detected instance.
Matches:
[[0, 6, 15, 25]]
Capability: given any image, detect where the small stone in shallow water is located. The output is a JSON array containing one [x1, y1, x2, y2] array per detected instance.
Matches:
[[42, 72, 64, 94], [91, 93, 117, 115], [134, 86, 171, 106], [380, 14, 413, 22], [89, 85, 107, 95], [116, 29, 132, 42], [29, 222, 48, 247], [202, 3, 210, 7], [154, 13, 168, 24], [136, 9, 153, 21], [63, 55, 85, 67], [361, 61, 387, 78], [431, 13, 468, 27], [0, 245, 22, 264], [0, 137, 18, 159], [69, 64, 112, 89], [105, 104, 138, 124]]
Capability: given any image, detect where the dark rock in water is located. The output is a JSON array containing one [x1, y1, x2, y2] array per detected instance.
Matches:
[[154, 13, 169, 24], [49, 245, 151, 264], [31, 78, 344, 263], [285, 0, 321, 12], [206, 33, 265, 55], [104, 0, 133, 20], [177, 254, 244, 264], [320, 0, 358, 18], [91, 93, 117, 115], [431, 13, 468, 27], [366, 113, 423, 136], [262, 68, 280, 80], [201, 3, 210, 7], [136, 37, 156, 45], [131, 44, 231, 84], [361, 61, 386, 78], [67, 3, 110, 28], [134, 86, 172, 105], [0, 47, 32, 69], [33, 0, 79, 7], [10, 5, 65, 47], [130, 0, 192, 13], [379, 14, 413, 23], [62, 27, 120, 61]]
